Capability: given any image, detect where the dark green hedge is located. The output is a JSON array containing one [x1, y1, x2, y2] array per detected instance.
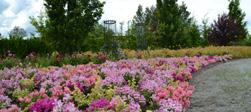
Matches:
[[0, 38, 52, 58]]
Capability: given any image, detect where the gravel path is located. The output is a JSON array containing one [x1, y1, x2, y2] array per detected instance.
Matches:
[[188, 59, 251, 112]]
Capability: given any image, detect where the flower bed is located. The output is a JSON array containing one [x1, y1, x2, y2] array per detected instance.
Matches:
[[0, 55, 230, 112]]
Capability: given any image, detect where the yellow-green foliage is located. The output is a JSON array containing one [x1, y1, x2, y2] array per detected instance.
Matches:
[[20, 79, 35, 90], [72, 76, 115, 108], [2, 46, 251, 69], [111, 96, 128, 111], [123, 46, 251, 59], [85, 77, 115, 102], [12, 89, 30, 100]]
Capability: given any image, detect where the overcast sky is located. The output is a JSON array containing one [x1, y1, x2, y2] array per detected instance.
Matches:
[[0, 0, 250, 36]]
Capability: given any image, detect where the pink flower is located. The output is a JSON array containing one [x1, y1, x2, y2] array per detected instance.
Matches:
[[186, 91, 193, 97], [0, 105, 19, 112], [156, 89, 169, 99], [172, 91, 181, 100], [167, 86, 175, 92]]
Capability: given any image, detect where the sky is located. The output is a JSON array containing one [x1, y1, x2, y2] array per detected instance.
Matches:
[[0, 0, 250, 36]]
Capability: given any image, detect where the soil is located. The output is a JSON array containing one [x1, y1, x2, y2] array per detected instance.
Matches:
[[188, 59, 251, 112]]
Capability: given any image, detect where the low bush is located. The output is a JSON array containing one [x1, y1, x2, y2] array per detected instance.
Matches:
[[0, 58, 20, 69], [0, 46, 251, 69], [124, 46, 251, 59], [0, 38, 52, 58]]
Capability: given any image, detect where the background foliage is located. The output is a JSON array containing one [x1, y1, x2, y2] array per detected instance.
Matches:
[[0, 0, 250, 60], [0, 38, 51, 58], [31, 0, 104, 53], [208, 0, 247, 45]]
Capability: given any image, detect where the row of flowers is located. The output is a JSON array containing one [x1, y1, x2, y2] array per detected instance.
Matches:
[[0, 55, 231, 112]]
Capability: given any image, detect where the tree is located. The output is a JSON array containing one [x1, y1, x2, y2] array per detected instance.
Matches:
[[200, 17, 211, 45], [133, 5, 145, 24], [145, 6, 157, 33], [208, 13, 244, 45], [144, 6, 158, 48], [129, 5, 158, 49], [119, 22, 124, 36], [207, 0, 248, 46], [156, 0, 180, 49], [30, 12, 49, 39], [127, 5, 146, 50], [156, 0, 201, 49], [31, 0, 104, 53], [133, 5, 148, 50], [228, 0, 248, 39], [9, 26, 27, 39], [84, 24, 105, 52]]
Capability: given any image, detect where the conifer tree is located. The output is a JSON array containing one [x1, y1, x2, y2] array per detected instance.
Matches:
[[228, 0, 248, 39], [156, 0, 201, 49]]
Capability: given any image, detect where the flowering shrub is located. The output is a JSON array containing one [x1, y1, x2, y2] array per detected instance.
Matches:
[[0, 55, 230, 111], [29, 98, 55, 112]]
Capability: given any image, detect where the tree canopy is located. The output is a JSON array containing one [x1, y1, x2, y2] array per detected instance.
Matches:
[[156, 0, 201, 49], [9, 26, 27, 39], [228, 0, 248, 39], [31, 0, 104, 53]]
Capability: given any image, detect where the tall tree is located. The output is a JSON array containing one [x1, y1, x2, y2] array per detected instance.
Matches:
[[201, 18, 210, 45], [208, 13, 244, 45], [156, 0, 201, 49], [31, 0, 104, 53], [9, 26, 27, 39], [133, 5, 145, 24], [228, 0, 248, 39], [84, 24, 105, 52], [144, 6, 158, 48], [133, 5, 148, 50], [127, 5, 158, 49], [145, 6, 157, 32]]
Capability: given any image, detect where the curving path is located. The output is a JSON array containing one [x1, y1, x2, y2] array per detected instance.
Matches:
[[188, 59, 251, 112]]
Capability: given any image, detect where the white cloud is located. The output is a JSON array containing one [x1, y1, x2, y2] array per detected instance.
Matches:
[[0, 0, 44, 35], [3, 9, 15, 17], [179, 0, 228, 23], [10, 11, 29, 28]]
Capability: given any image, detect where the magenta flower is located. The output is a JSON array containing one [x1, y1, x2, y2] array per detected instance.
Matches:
[[29, 98, 56, 112], [86, 98, 110, 111]]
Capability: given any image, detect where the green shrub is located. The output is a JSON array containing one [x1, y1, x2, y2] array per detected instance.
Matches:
[[61, 56, 89, 66], [34, 57, 54, 67], [0, 38, 52, 58], [0, 58, 20, 69], [235, 38, 251, 46]]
